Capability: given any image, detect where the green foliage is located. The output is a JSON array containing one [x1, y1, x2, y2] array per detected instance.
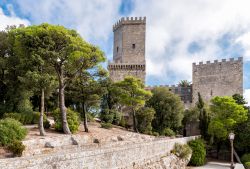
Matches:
[[116, 76, 152, 132], [183, 107, 199, 124], [3, 112, 48, 125], [178, 80, 191, 87], [112, 110, 122, 125], [100, 109, 114, 123], [7, 140, 25, 157], [119, 116, 126, 127], [43, 120, 51, 129], [234, 110, 250, 154], [162, 128, 175, 136], [196, 93, 210, 139], [245, 162, 250, 169], [17, 98, 33, 114], [152, 131, 159, 136], [241, 154, 250, 165], [233, 94, 248, 105], [86, 113, 95, 122], [101, 122, 112, 129], [53, 108, 80, 133], [147, 87, 184, 134], [0, 118, 27, 146], [208, 96, 248, 141], [188, 139, 206, 166], [171, 143, 192, 160], [136, 107, 155, 134]]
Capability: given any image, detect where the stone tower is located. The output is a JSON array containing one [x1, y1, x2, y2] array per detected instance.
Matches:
[[108, 17, 146, 83], [192, 57, 243, 104]]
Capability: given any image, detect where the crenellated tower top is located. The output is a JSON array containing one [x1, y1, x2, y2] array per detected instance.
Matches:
[[113, 17, 146, 32]]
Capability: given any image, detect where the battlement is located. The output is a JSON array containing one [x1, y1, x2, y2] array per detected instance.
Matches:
[[113, 17, 146, 31], [192, 57, 243, 66], [108, 63, 145, 70], [146, 84, 192, 89]]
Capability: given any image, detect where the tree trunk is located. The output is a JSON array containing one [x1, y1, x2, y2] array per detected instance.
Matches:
[[132, 109, 138, 133], [216, 142, 220, 159], [82, 102, 88, 132], [39, 88, 46, 136], [59, 77, 71, 134]]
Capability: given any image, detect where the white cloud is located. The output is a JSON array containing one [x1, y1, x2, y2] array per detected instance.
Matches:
[[129, 0, 250, 84], [244, 89, 250, 106], [3, 0, 250, 87], [236, 32, 250, 61], [14, 0, 122, 55], [0, 6, 30, 30]]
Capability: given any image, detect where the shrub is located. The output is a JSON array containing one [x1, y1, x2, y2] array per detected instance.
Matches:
[[245, 162, 250, 169], [101, 122, 112, 129], [0, 118, 27, 146], [52, 108, 80, 133], [43, 120, 51, 129], [3, 112, 48, 125], [241, 154, 250, 165], [188, 139, 206, 166], [171, 143, 192, 160], [136, 107, 155, 134], [152, 131, 159, 136], [86, 113, 95, 122], [162, 128, 175, 136], [7, 140, 25, 157], [3, 113, 21, 121], [112, 110, 122, 125], [119, 116, 127, 127], [100, 109, 114, 123]]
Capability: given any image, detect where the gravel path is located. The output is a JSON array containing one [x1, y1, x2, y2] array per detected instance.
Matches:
[[189, 161, 245, 169]]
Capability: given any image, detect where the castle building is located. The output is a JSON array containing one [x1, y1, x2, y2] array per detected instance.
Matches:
[[108, 17, 243, 107], [192, 57, 243, 104], [108, 17, 146, 83], [145, 85, 193, 109]]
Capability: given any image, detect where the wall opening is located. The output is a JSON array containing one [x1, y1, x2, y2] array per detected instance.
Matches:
[[132, 44, 135, 49]]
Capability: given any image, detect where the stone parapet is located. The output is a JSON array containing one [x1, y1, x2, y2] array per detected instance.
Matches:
[[108, 63, 145, 71], [0, 136, 198, 169], [192, 57, 243, 66], [113, 17, 146, 32]]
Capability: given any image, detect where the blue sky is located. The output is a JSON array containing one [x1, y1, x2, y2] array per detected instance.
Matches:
[[0, 0, 250, 103]]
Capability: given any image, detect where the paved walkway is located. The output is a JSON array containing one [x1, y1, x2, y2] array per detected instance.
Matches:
[[190, 161, 245, 169]]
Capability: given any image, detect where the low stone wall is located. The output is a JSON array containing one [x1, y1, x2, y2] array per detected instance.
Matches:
[[0, 136, 197, 169]]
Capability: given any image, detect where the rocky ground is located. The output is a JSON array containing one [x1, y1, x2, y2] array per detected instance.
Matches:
[[0, 120, 159, 158]]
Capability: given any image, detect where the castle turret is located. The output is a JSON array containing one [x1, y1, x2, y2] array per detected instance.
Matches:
[[192, 57, 243, 104], [108, 17, 146, 82]]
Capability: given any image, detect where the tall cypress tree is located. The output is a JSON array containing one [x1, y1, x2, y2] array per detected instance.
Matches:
[[196, 92, 209, 139]]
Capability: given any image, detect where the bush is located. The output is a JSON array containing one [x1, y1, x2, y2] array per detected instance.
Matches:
[[245, 162, 250, 169], [136, 107, 155, 134], [112, 110, 122, 125], [152, 131, 159, 136], [43, 120, 51, 129], [52, 108, 80, 133], [119, 116, 126, 127], [0, 118, 27, 146], [101, 122, 112, 129], [171, 143, 192, 160], [3, 112, 49, 126], [86, 113, 95, 122], [162, 128, 175, 136], [241, 154, 250, 165], [100, 109, 114, 123], [188, 139, 206, 166], [7, 140, 25, 157]]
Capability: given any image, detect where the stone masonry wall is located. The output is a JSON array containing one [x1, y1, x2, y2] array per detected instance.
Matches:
[[0, 136, 197, 169], [192, 57, 243, 104], [109, 17, 146, 83], [108, 63, 145, 82]]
